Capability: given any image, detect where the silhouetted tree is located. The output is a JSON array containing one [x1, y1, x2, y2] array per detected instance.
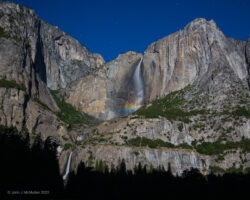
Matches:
[[0, 126, 63, 198]]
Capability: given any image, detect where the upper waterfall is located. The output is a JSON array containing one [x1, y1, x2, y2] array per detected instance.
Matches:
[[133, 58, 144, 105], [122, 57, 144, 114]]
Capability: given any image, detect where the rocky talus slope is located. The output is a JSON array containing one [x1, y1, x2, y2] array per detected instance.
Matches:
[[0, 1, 250, 175]]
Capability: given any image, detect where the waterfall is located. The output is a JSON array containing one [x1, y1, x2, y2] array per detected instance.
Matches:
[[63, 152, 72, 181], [120, 57, 144, 115], [133, 58, 144, 105]]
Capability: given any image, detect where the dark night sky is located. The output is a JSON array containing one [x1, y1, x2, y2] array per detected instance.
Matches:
[[6, 0, 250, 61]]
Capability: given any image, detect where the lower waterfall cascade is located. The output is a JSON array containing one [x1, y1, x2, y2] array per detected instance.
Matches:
[[63, 152, 72, 181]]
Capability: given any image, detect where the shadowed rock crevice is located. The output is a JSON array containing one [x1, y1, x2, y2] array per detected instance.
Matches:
[[245, 36, 250, 89], [34, 20, 47, 85]]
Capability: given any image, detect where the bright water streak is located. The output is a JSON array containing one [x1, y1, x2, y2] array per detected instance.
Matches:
[[133, 58, 144, 105], [63, 152, 72, 180]]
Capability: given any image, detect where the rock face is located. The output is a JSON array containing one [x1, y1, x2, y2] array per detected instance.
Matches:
[[0, 88, 26, 131], [40, 24, 104, 89], [73, 145, 207, 176], [246, 36, 250, 87], [143, 18, 248, 101], [70, 144, 250, 176], [65, 18, 249, 119], [0, 2, 69, 142], [64, 51, 142, 119], [0, 2, 104, 90]]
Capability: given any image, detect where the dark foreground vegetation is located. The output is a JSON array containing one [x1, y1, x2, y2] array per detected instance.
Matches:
[[0, 126, 249, 199], [0, 125, 64, 199]]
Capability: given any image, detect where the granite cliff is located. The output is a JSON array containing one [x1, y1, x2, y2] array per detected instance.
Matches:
[[64, 18, 249, 119], [0, 2, 102, 145], [64, 51, 142, 120], [0, 1, 250, 176], [0, 2, 104, 90], [63, 18, 250, 175]]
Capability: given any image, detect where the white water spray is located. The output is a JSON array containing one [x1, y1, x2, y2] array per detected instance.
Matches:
[[63, 152, 72, 181], [133, 58, 144, 105]]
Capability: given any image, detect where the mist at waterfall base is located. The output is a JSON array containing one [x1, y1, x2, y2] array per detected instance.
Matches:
[[1, 127, 250, 199]]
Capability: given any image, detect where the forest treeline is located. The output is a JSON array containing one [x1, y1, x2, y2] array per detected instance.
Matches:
[[0, 125, 249, 199]]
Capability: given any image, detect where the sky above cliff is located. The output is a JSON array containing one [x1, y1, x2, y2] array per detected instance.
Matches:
[[7, 0, 250, 61]]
